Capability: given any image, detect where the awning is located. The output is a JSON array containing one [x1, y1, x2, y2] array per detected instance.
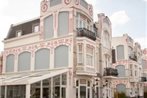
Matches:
[[0, 69, 69, 85]]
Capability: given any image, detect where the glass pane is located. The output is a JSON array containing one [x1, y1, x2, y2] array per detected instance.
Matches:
[[96, 87, 99, 98], [43, 79, 51, 98], [62, 88, 66, 98], [87, 88, 90, 98], [76, 80, 79, 86], [80, 86, 86, 98], [35, 49, 50, 70], [62, 74, 67, 85], [53, 87, 60, 98], [76, 88, 78, 98], [7, 85, 26, 98], [0, 86, 5, 98], [31, 82, 41, 98], [55, 46, 68, 68], [53, 75, 60, 86], [6, 54, 14, 72]]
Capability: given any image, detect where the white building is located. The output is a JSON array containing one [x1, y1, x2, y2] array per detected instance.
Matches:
[[0, 0, 118, 98], [112, 34, 146, 98]]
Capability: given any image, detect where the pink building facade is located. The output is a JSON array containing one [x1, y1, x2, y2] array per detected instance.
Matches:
[[0, 0, 118, 98]]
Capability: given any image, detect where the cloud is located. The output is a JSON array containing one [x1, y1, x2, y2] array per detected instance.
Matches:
[[0, 0, 8, 11], [144, 0, 147, 2], [110, 11, 130, 28]]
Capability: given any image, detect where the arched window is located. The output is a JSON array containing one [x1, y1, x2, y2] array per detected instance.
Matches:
[[6, 54, 15, 72], [116, 84, 126, 93], [117, 45, 124, 60], [55, 45, 68, 68], [58, 11, 69, 36], [18, 52, 31, 71], [35, 49, 50, 70], [116, 65, 125, 77]]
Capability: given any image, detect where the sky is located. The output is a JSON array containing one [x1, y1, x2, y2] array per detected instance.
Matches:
[[0, 0, 146, 51]]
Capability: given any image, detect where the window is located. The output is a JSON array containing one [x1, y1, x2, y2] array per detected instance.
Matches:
[[18, 52, 31, 71], [58, 12, 69, 36], [116, 84, 126, 93], [7, 85, 26, 98], [103, 31, 110, 48], [0, 86, 5, 98], [117, 45, 124, 60], [77, 44, 83, 65], [116, 65, 125, 77], [105, 55, 110, 67], [86, 46, 94, 66], [44, 15, 54, 39], [128, 46, 133, 56], [80, 0, 88, 9], [135, 65, 137, 76], [6, 54, 15, 72], [16, 30, 22, 37], [35, 49, 50, 70], [76, 79, 91, 98], [33, 24, 39, 32], [130, 64, 133, 76], [31, 81, 41, 98], [50, 0, 62, 7], [55, 45, 68, 68]]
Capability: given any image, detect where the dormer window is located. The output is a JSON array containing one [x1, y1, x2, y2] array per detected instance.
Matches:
[[33, 24, 39, 32], [16, 30, 22, 37]]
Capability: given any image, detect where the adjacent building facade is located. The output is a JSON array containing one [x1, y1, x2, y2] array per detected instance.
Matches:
[[0, 53, 2, 74], [142, 48, 147, 97], [0, 0, 118, 98], [112, 34, 146, 98]]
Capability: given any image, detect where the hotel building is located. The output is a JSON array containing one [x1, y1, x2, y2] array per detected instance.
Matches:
[[112, 34, 146, 98], [0, 0, 118, 98]]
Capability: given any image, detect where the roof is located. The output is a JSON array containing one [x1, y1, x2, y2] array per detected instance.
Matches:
[[5, 18, 40, 40], [0, 69, 69, 85]]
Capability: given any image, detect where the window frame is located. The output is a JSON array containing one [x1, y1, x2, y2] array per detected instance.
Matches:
[[86, 45, 94, 67], [16, 30, 22, 37], [32, 23, 39, 33]]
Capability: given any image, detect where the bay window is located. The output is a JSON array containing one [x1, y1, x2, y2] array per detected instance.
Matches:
[[86, 46, 94, 66], [77, 44, 83, 65]]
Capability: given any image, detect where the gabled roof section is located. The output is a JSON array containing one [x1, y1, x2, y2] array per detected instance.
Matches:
[[5, 17, 40, 40]]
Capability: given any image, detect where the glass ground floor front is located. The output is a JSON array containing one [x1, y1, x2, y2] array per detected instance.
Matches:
[[0, 75, 101, 98], [0, 73, 67, 98]]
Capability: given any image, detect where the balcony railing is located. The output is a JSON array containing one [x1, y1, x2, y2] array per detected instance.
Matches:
[[129, 53, 137, 61], [103, 67, 118, 77], [141, 77, 147, 82], [77, 28, 96, 41]]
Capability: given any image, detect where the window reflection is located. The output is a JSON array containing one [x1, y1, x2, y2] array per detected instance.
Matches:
[[31, 81, 41, 98], [43, 79, 51, 98], [7, 85, 25, 98], [0, 86, 5, 98]]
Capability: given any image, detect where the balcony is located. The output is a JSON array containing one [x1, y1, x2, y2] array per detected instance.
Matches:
[[141, 77, 147, 82], [103, 67, 118, 77], [129, 52, 137, 61], [77, 28, 96, 41]]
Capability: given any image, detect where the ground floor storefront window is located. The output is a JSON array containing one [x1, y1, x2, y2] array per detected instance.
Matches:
[[30, 73, 67, 98], [0, 72, 67, 98], [0, 85, 26, 98], [76, 79, 91, 98]]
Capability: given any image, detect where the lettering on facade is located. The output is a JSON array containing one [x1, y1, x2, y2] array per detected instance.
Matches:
[[4, 37, 73, 57]]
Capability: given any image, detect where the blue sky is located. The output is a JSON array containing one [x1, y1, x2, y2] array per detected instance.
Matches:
[[0, 0, 146, 51]]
